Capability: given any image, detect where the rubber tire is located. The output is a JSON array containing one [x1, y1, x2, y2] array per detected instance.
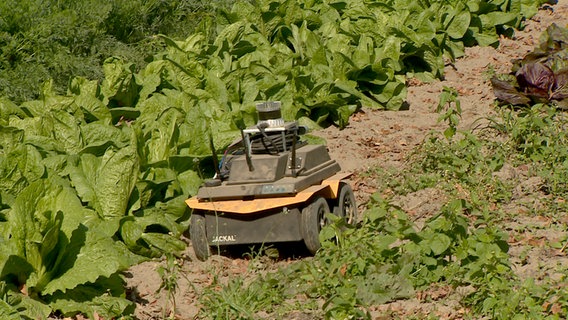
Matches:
[[189, 212, 211, 261], [333, 182, 358, 225], [301, 197, 331, 254]]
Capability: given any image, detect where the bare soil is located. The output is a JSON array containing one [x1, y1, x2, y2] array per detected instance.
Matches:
[[125, 3, 568, 319]]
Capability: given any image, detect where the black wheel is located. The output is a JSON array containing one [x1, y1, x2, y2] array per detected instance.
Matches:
[[301, 197, 330, 254], [189, 211, 210, 261], [333, 182, 358, 225]]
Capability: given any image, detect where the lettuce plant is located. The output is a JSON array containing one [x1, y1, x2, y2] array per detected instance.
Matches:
[[0, 178, 143, 319], [491, 24, 568, 109]]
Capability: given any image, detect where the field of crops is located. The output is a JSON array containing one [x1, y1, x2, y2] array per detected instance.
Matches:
[[1, 0, 567, 319]]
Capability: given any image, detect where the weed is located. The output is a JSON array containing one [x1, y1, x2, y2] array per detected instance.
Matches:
[[436, 86, 462, 140], [156, 253, 181, 319], [198, 274, 288, 319], [482, 64, 497, 81]]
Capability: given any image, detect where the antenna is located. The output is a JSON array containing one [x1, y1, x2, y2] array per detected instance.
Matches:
[[233, 113, 254, 172], [208, 132, 221, 177]]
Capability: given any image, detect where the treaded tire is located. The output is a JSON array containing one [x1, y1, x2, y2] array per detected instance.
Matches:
[[190, 212, 210, 261], [333, 182, 358, 225], [301, 197, 330, 254]]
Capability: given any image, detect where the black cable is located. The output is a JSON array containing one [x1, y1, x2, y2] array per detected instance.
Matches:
[[256, 124, 281, 155], [249, 132, 303, 154]]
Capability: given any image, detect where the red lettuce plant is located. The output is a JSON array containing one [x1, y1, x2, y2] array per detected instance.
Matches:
[[491, 23, 568, 108]]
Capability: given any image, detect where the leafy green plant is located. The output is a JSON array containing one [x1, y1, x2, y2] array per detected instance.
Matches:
[[0, 178, 143, 319]]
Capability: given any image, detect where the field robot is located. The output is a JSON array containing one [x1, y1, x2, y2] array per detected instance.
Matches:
[[185, 102, 358, 260]]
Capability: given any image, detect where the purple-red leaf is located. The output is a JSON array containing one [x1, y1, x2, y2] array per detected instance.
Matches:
[[515, 63, 555, 99], [490, 77, 531, 105], [551, 68, 568, 100], [492, 24, 568, 107]]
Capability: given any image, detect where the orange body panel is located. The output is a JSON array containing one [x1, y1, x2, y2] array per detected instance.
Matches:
[[185, 172, 352, 214]]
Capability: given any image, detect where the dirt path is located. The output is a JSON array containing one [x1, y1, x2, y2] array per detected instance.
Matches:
[[126, 3, 568, 318]]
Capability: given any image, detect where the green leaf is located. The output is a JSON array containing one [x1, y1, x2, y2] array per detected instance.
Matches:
[[145, 108, 182, 165], [120, 196, 189, 257], [444, 126, 456, 140], [178, 169, 202, 196], [484, 11, 518, 27], [66, 154, 99, 203], [0, 98, 27, 124], [0, 126, 24, 152], [42, 218, 144, 295], [0, 139, 46, 199], [48, 273, 134, 318], [101, 57, 140, 108], [80, 122, 130, 155], [356, 268, 414, 305], [68, 77, 111, 123], [50, 110, 83, 154], [108, 107, 141, 123], [469, 15, 499, 47], [445, 4, 471, 39], [93, 142, 139, 219], [0, 290, 52, 320], [429, 233, 452, 256], [8, 181, 64, 289], [141, 233, 186, 254], [0, 300, 23, 320]]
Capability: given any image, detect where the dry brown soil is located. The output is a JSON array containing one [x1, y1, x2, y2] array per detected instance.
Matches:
[[125, 3, 568, 319]]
